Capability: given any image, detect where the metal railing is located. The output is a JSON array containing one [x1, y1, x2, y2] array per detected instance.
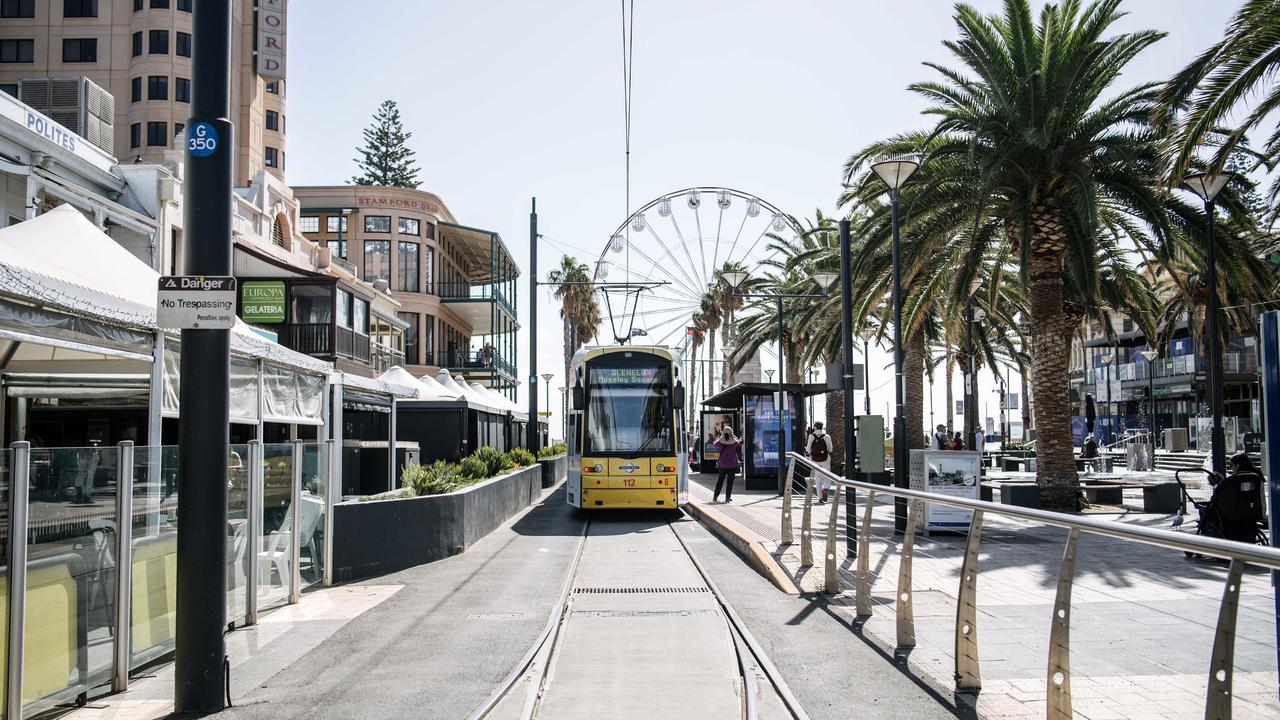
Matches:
[[2, 440, 334, 720], [782, 451, 1280, 720]]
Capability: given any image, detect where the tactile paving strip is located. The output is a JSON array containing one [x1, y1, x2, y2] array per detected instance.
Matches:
[[573, 586, 710, 595]]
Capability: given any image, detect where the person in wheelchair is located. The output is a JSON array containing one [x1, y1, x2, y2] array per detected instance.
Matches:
[[1203, 452, 1267, 544]]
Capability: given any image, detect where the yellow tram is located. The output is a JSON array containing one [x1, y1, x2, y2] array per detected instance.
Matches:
[[566, 345, 689, 509]]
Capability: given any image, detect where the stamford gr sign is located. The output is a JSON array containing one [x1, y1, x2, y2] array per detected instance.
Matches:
[[257, 0, 287, 79]]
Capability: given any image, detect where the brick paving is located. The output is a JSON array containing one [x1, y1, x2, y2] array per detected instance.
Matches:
[[688, 471, 1280, 719]]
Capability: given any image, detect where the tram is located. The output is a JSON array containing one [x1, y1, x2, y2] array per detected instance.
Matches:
[[566, 345, 688, 509]]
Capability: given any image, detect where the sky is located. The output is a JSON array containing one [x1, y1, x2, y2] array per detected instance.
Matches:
[[284, 0, 1242, 438]]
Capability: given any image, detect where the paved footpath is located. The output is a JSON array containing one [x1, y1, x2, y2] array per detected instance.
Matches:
[[687, 471, 1280, 720]]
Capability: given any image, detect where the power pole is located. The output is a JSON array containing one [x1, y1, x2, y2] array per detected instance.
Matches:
[[528, 198, 538, 453], [175, 0, 232, 711]]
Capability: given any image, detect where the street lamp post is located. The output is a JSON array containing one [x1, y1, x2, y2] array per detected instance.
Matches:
[[870, 154, 921, 531], [541, 372, 553, 445], [1101, 351, 1114, 446], [723, 269, 836, 494], [1183, 171, 1233, 478], [966, 279, 984, 454], [1141, 348, 1158, 440]]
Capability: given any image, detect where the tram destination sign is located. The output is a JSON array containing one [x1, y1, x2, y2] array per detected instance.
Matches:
[[157, 276, 237, 330]]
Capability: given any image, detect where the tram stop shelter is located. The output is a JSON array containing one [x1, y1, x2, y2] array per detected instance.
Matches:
[[701, 382, 828, 491]]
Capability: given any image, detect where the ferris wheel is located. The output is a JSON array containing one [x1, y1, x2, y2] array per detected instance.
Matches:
[[590, 187, 801, 349]]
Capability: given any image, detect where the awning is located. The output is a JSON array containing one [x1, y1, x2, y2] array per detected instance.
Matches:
[[701, 382, 829, 409]]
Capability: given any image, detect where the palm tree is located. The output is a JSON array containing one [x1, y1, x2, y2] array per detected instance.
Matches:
[[1159, 0, 1280, 198], [547, 256, 601, 389], [884, 0, 1174, 509]]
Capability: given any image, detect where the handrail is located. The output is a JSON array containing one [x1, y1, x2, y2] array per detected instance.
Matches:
[[783, 451, 1275, 720]]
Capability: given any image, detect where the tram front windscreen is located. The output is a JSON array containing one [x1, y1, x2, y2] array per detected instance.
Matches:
[[583, 359, 673, 455]]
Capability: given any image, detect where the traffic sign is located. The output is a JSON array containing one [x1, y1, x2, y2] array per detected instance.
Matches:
[[157, 276, 237, 329]]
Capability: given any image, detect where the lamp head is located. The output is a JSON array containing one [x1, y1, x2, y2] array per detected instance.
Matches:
[[811, 270, 838, 292], [870, 153, 922, 190], [721, 270, 749, 290], [1140, 349, 1158, 362], [1101, 353, 1114, 365], [1183, 172, 1232, 202], [541, 372, 554, 382]]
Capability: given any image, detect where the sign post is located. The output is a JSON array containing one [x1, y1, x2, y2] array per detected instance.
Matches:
[[174, 0, 233, 712]]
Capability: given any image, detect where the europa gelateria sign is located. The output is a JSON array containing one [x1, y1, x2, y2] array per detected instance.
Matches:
[[240, 280, 286, 324]]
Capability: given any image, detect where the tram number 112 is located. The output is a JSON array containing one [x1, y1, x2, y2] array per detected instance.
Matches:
[[623, 478, 636, 487]]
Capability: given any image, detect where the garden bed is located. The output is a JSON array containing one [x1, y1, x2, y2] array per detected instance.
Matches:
[[538, 454, 567, 488], [331, 463, 541, 583]]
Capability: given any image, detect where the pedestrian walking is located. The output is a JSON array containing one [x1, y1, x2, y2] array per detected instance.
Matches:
[[974, 427, 986, 452], [807, 422, 833, 503], [712, 427, 742, 502], [931, 424, 949, 450]]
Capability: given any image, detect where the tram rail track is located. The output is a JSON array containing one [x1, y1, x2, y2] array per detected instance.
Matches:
[[466, 513, 808, 720]]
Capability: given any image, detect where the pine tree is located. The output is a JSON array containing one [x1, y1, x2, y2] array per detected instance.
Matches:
[[350, 100, 421, 188]]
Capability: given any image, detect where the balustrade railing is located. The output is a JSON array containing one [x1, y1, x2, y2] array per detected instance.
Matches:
[[782, 451, 1280, 720], [2, 440, 334, 720]]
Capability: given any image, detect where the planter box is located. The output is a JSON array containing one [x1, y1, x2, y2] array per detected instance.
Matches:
[[538, 455, 567, 488], [331, 464, 541, 583]]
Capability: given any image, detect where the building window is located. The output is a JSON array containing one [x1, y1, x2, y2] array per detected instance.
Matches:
[[174, 122, 183, 138], [398, 217, 420, 236], [399, 312, 419, 365], [354, 298, 368, 335], [423, 314, 435, 361], [133, 0, 142, 10], [264, 146, 279, 168], [146, 121, 167, 146], [64, 0, 98, 18], [328, 239, 347, 259], [265, 80, 279, 94], [175, 77, 189, 102], [147, 75, 167, 100], [62, 38, 97, 62], [423, 222, 436, 239], [0, 84, 16, 98], [424, 246, 434, 294], [0, 39, 35, 63], [130, 77, 142, 102], [149, 30, 168, 54], [176, 31, 191, 57], [299, 216, 319, 233], [177, 0, 191, 11], [150, 0, 169, 7], [363, 240, 390, 283], [271, 216, 285, 247], [398, 242, 419, 292], [1, 0, 34, 18], [336, 289, 351, 328], [265, 110, 278, 131], [364, 215, 391, 233], [132, 31, 142, 56], [326, 216, 348, 233], [129, 122, 141, 148]]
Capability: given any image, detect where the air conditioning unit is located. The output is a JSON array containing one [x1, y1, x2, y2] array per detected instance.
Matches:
[[17, 76, 115, 155]]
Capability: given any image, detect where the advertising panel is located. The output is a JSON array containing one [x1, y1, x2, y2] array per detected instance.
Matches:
[[909, 449, 981, 532]]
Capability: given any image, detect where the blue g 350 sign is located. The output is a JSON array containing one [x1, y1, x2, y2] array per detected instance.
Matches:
[[188, 122, 219, 157]]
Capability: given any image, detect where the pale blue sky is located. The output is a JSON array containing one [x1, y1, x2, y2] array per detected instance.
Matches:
[[285, 0, 1241, 434]]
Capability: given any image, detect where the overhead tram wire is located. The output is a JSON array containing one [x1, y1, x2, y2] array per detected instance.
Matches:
[[621, 0, 635, 287]]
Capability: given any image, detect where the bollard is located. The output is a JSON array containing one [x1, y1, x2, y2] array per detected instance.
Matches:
[[800, 471, 814, 567], [781, 460, 795, 545]]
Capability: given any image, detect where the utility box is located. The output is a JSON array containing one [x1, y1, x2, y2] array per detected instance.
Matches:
[[856, 415, 886, 473], [1163, 428, 1189, 452]]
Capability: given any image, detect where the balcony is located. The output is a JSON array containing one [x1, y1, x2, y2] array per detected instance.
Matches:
[[373, 344, 406, 374], [286, 323, 332, 356], [437, 280, 514, 315], [428, 349, 515, 379]]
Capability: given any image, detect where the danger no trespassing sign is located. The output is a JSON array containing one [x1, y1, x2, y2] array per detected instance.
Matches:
[[157, 276, 237, 330]]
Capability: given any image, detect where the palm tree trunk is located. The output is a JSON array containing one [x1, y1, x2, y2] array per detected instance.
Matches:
[[904, 326, 927, 452], [1028, 206, 1080, 511], [707, 332, 718, 396], [828, 380, 846, 476], [1021, 368, 1031, 441]]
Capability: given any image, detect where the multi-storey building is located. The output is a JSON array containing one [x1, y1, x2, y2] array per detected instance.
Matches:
[[0, 0, 286, 186], [293, 185, 520, 398]]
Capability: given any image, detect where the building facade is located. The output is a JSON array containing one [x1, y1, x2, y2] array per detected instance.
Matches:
[[293, 185, 520, 397], [0, 0, 286, 186]]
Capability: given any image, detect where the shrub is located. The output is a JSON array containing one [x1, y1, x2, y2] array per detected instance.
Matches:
[[458, 456, 489, 480], [507, 448, 536, 467], [402, 461, 466, 496], [473, 445, 513, 477], [537, 442, 568, 459]]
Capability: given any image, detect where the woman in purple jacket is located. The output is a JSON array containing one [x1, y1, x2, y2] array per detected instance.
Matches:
[[713, 427, 742, 502]]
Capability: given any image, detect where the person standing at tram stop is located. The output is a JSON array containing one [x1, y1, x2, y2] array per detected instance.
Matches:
[[807, 422, 833, 503], [931, 424, 949, 450], [712, 427, 742, 503]]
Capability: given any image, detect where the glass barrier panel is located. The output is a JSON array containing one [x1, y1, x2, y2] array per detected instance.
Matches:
[[22, 446, 118, 715], [227, 444, 249, 626], [300, 443, 325, 588], [129, 446, 179, 669], [258, 444, 293, 613]]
